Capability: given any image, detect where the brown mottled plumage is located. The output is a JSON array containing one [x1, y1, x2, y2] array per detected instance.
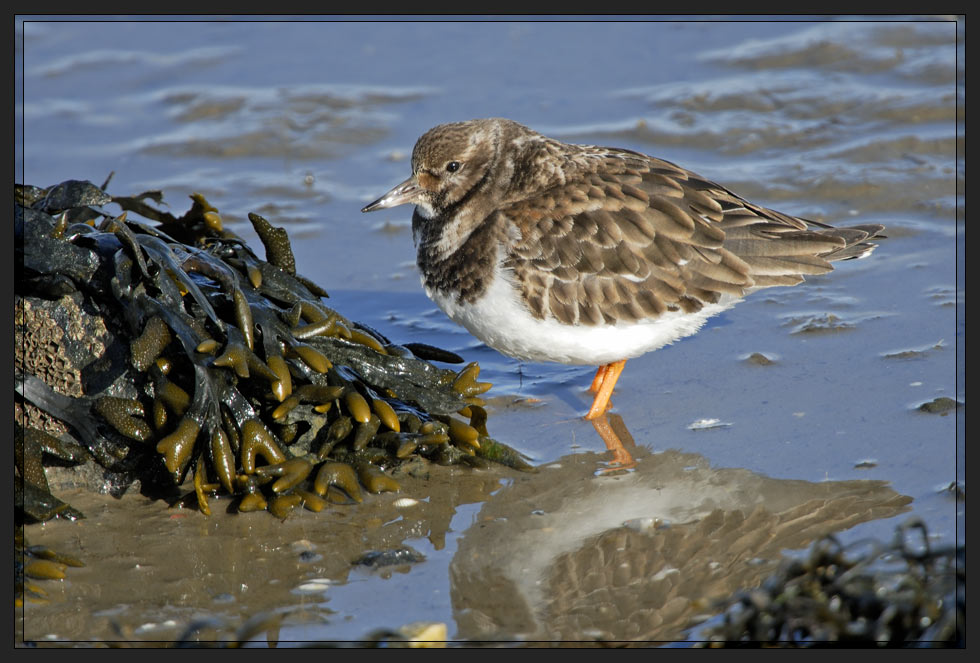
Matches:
[[363, 118, 884, 421]]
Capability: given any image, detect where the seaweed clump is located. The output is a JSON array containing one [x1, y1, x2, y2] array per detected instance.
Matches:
[[15, 526, 85, 607], [15, 178, 533, 522], [694, 519, 963, 647]]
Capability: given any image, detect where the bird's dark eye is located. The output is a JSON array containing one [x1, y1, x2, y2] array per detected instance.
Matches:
[[445, 161, 461, 173]]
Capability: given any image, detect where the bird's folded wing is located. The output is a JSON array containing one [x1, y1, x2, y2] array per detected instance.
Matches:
[[503, 150, 883, 326]]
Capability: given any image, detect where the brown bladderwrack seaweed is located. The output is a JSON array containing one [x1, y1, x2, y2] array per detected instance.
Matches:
[[15, 178, 534, 522]]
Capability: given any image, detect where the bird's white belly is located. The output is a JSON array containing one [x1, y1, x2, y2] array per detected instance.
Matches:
[[424, 265, 741, 366]]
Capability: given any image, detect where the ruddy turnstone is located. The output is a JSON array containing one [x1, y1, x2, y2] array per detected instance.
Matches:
[[362, 118, 884, 421]]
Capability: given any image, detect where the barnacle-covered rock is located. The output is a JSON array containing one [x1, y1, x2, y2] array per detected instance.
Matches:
[[15, 178, 532, 522]]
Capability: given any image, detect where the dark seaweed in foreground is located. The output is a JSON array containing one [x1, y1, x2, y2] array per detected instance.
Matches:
[[692, 519, 963, 647], [15, 178, 533, 523]]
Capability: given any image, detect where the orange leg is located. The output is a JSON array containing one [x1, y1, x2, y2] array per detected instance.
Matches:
[[585, 360, 627, 420], [589, 364, 609, 393], [590, 413, 636, 469]]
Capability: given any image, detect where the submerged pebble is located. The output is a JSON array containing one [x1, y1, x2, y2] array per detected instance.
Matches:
[[353, 547, 426, 569], [917, 397, 960, 414], [294, 578, 332, 594]]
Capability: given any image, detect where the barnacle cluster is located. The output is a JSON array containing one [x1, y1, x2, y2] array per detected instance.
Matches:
[[694, 519, 963, 647], [16, 178, 533, 522]]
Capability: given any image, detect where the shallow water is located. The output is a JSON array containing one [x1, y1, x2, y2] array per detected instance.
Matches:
[[16, 17, 963, 645]]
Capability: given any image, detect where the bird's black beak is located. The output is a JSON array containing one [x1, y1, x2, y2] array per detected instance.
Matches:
[[361, 176, 420, 213]]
